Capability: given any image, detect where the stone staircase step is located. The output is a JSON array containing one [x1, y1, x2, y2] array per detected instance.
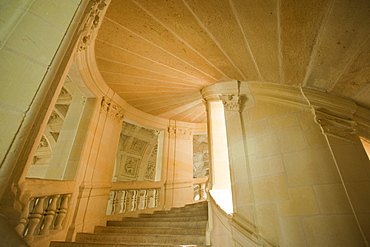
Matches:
[[141, 210, 207, 218], [94, 226, 206, 235], [122, 216, 208, 222], [51, 202, 210, 247], [107, 220, 207, 228], [75, 233, 206, 245], [51, 242, 211, 247]]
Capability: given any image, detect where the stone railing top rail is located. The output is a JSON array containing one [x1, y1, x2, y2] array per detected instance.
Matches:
[[192, 177, 208, 185], [111, 181, 163, 191], [22, 178, 76, 198]]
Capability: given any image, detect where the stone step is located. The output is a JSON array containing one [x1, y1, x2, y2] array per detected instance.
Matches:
[[51, 242, 211, 247], [94, 226, 206, 235], [144, 210, 207, 218], [107, 220, 207, 228], [122, 215, 208, 222], [75, 233, 206, 245]]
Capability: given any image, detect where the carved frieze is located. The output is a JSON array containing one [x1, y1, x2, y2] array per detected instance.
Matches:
[[168, 126, 192, 140], [313, 109, 357, 142], [100, 97, 125, 122], [78, 0, 108, 51]]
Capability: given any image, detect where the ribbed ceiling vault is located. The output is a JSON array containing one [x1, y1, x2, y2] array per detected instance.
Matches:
[[95, 0, 370, 123]]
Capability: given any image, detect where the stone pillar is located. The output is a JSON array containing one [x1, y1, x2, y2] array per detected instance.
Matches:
[[163, 123, 194, 208], [202, 81, 370, 246], [202, 92, 233, 213], [71, 96, 124, 234]]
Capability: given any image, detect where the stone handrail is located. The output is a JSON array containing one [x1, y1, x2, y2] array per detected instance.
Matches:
[[107, 181, 163, 215], [15, 179, 75, 241], [193, 177, 208, 202]]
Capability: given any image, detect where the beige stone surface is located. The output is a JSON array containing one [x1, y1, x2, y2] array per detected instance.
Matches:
[[277, 186, 319, 216], [249, 154, 284, 179], [313, 183, 352, 213], [280, 217, 307, 247], [303, 215, 366, 247], [283, 148, 341, 186], [255, 203, 279, 244], [253, 174, 289, 203]]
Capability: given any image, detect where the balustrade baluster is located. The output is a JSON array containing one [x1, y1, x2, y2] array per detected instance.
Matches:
[[40, 195, 60, 234], [15, 198, 31, 236], [114, 191, 123, 214], [130, 190, 139, 211], [106, 191, 114, 215], [119, 190, 127, 213], [24, 197, 46, 240], [54, 194, 70, 230], [141, 189, 149, 209], [201, 182, 207, 199], [154, 189, 160, 207]]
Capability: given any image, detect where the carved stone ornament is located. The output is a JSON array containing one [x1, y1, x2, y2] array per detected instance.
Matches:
[[168, 126, 192, 140], [314, 109, 357, 142], [100, 97, 125, 122], [78, 0, 108, 51], [220, 94, 242, 111]]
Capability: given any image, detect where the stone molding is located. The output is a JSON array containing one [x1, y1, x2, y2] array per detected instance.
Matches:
[[167, 126, 192, 140], [313, 109, 357, 142], [100, 96, 125, 122], [78, 0, 110, 51]]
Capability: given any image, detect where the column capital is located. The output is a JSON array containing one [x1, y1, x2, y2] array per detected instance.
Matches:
[[313, 109, 357, 142], [100, 96, 125, 122], [167, 126, 192, 140]]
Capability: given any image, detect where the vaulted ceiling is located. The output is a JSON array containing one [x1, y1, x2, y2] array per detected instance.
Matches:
[[95, 0, 370, 123]]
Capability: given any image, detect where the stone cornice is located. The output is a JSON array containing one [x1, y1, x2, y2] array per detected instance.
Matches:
[[301, 88, 357, 120]]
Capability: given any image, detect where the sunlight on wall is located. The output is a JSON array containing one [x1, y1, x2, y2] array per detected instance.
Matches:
[[208, 101, 233, 214], [210, 189, 234, 214]]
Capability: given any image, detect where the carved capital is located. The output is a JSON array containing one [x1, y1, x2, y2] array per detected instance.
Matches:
[[314, 109, 357, 142], [220, 94, 243, 111], [168, 127, 192, 140], [78, 0, 109, 51], [101, 97, 125, 122]]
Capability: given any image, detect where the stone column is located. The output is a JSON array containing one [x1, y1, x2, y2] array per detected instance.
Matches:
[[71, 96, 124, 234], [163, 123, 194, 208], [202, 92, 233, 213]]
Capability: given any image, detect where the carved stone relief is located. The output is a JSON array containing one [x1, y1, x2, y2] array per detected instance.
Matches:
[[100, 97, 125, 122], [168, 126, 192, 140], [78, 0, 108, 51], [220, 94, 243, 111], [129, 138, 148, 156], [123, 156, 140, 177]]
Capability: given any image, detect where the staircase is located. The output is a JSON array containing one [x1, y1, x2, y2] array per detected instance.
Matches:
[[50, 201, 210, 247]]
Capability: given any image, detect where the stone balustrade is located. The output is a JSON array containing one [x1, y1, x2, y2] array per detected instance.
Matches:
[[13, 179, 75, 242], [193, 177, 208, 202], [18, 193, 71, 241], [107, 182, 162, 215]]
